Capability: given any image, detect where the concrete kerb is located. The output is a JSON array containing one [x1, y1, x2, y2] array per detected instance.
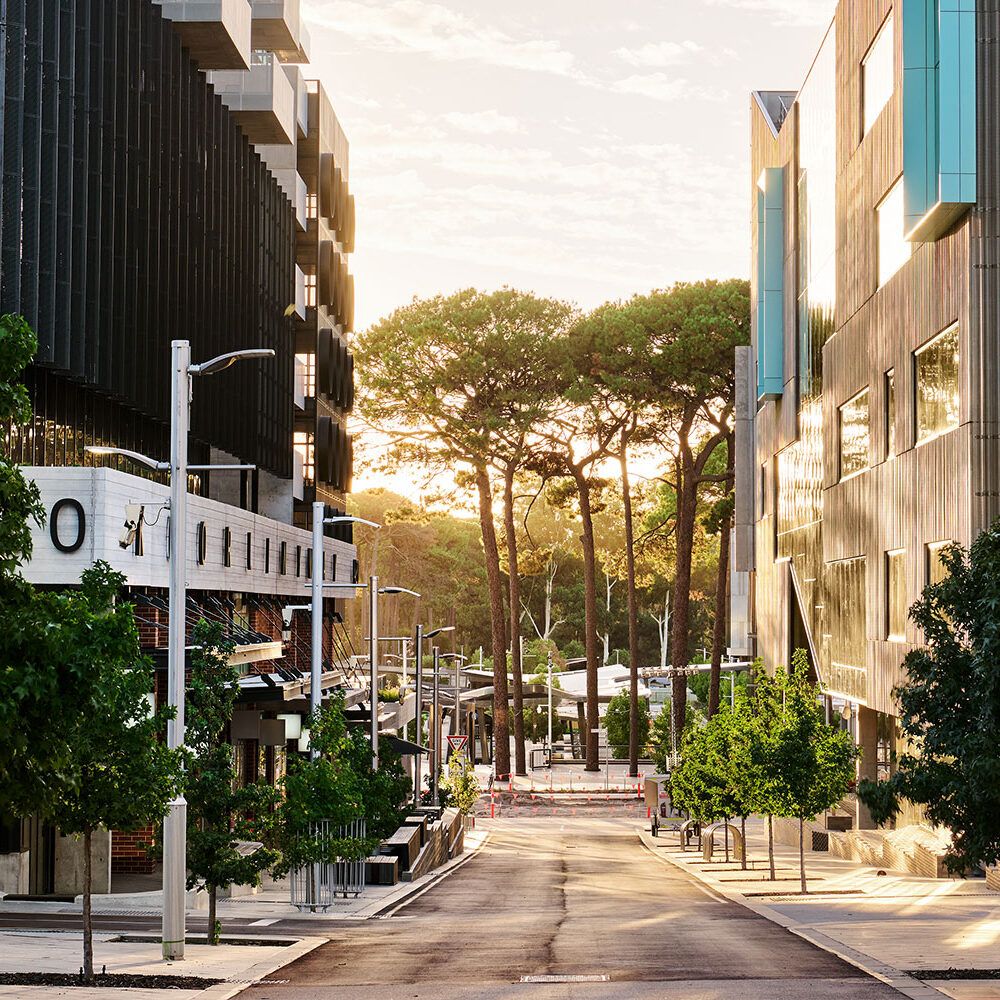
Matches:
[[636, 827, 950, 1000], [195, 936, 326, 1000], [363, 825, 493, 919]]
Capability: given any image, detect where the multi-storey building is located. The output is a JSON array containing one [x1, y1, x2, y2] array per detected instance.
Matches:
[[738, 0, 991, 829], [0, 0, 359, 893]]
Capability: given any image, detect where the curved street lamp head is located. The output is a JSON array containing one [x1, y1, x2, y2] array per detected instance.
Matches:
[[325, 515, 382, 529], [379, 586, 421, 598], [85, 446, 169, 472], [424, 625, 456, 640], [189, 348, 275, 376]]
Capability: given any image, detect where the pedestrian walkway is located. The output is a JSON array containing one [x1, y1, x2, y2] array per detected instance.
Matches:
[[0, 827, 489, 923], [639, 817, 1000, 1000], [0, 930, 323, 1000]]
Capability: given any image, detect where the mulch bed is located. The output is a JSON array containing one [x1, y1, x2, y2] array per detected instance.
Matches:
[[914, 969, 1000, 980], [0, 972, 222, 990]]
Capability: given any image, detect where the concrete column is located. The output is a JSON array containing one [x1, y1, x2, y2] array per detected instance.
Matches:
[[577, 703, 588, 757], [856, 705, 879, 829]]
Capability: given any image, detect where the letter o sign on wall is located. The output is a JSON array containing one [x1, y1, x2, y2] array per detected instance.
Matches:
[[50, 498, 86, 553]]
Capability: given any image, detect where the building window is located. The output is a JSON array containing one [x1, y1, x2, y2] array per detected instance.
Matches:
[[839, 388, 870, 480], [915, 324, 960, 443], [877, 179, 912, 286], [862, 12, 894, 136], [886, 549, 906, 640], [294, 431, 314, 486], [885, 368, 896, 458], [927, 540, 952, 585], [307, 193, 318, 219], [304, 272, 317, 308]]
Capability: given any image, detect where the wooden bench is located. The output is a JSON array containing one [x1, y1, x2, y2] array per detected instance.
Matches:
[[365, 855, 400, 886], [401, 815, 430, 846], [379, 824, 422, 870]]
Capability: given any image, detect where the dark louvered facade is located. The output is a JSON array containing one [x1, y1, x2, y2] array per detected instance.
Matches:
[[0, 0, 296, 479]]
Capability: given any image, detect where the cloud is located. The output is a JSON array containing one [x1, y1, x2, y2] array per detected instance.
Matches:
[[614, 40, 702, 68], [442, 110, 523, 135], [702, 0, 835, 27], [610, 74, 729, 104], [302, 0, 577, 76]]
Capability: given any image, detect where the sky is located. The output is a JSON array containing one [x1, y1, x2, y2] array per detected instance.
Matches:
[[300, 0, 839, 332]]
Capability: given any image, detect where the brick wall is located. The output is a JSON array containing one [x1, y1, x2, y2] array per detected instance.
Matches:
[[112, 826, 155, 875]]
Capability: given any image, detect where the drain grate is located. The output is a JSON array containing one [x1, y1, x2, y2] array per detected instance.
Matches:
[[520, 975, 610, 983]]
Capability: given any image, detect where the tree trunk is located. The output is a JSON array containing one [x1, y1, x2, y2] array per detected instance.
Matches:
[[799, 818, 807, 894], [767, 814, 776, 881], [209, 885, 219, 944], [82, 828, 94, 982], [620, 435, 642, 779], [724, 818, 730, 863], [670, 448, 698, 748], [475, 467, 510, 778], [574, 472, 602, 772], [741, 816, 747, 870], [708, 506, 733, 718], [502, 466, 527, 776]]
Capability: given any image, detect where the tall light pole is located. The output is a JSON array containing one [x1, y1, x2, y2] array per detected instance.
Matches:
[[90, 341, 274, 963], [308, 508, 381, 751], [431, 645, 441, 807], [547, 650, 554, 768], [367, 583, 421, 771], [411, 625, 453, 807], [439, 652, 467, 761]]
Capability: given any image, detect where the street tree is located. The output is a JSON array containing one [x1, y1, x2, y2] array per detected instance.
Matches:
[[357, 289, 575, 778], [275, 697, 372, 878], [30, 564, 182, 980], [604, 690, 651, 760], [185, 621, 280, 943], [770, 651, 858, 892], [858, 526, 1000, 874], [616, 281, 750, 744]]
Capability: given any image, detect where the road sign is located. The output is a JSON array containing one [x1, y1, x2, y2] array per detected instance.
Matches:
[[447, 734, 469, 753]]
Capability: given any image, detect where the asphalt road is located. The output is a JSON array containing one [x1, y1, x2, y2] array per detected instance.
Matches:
[[247, 817, 903, 1000]]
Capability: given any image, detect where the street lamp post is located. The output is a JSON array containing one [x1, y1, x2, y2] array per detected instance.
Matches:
[[308, 506, 381, 756], [92, 340, 274, 963], [413, 624, 424, 808], [547, 651, 554, 769], [369, 575, 379, 770], [411, 626, 453, 808], [432, 645, 441, 807]]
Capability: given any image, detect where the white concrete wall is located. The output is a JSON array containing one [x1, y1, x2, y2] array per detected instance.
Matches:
[[22, 467, 356, 599], [54, 829, 111, 895], [0, 852, 28, 895]]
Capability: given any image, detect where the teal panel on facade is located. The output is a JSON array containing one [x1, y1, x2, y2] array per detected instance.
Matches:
[[757, 167, 784, 402], [903, 0, 976, 241]]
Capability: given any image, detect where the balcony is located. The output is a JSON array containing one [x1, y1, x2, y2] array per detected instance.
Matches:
[[250, 0, 308, 62], [294, 265, 307, 320], [209, 52, 296, 145], [155, 0, 251, 71]]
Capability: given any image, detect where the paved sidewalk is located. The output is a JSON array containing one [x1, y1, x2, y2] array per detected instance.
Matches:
[[639, 818, 1000, 1000], [0, 930, 323, 1000], [0, 826, 490, 923]]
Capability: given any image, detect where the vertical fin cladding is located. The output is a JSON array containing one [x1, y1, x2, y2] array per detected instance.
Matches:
[[757, 166, 786, 402], [903, 0, 977, 241]]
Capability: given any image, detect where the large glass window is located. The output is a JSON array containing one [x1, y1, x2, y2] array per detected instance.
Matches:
[[885, 368, 896, 458], [927, 540, 952, 585], [886, 549, 906, 640], [863, 13, 895, 135], [839, 388, 869, 480], [915, 324, 960, 443], [878, 179, 912, 286]]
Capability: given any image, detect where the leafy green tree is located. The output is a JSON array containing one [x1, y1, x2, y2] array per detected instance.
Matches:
[[358, 290, 575, 778], [28, 564, 182, 980], [769, 651, 858, 892], [604, 691, 650, 759], [185, 621, 280, 943], [275, 697, 372, 877], [858, 526, 1000, 874], [440, 754, 482, 816], [345, 729, 411, 840], [615, 281, 750, 743]]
